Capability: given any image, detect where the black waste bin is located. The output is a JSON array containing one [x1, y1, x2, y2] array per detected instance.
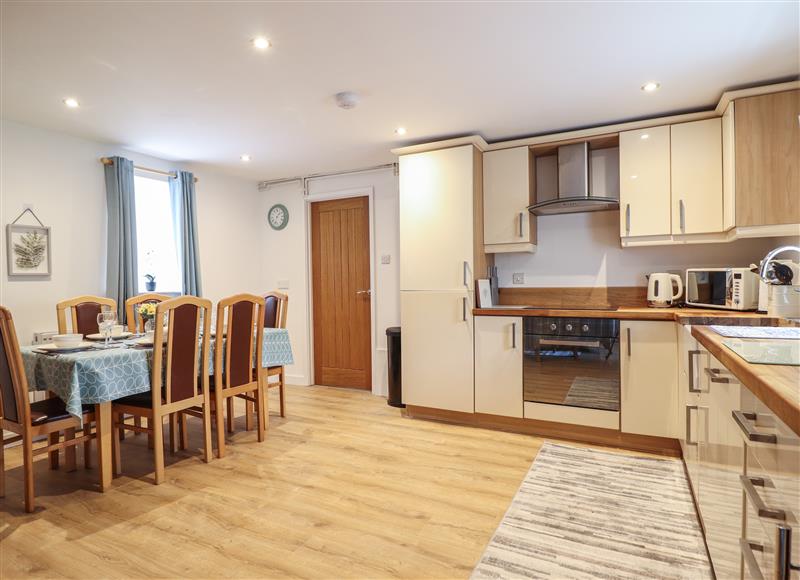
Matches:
[[386, 327, 404, 408]]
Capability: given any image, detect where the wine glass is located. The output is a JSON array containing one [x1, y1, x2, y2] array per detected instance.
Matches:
[[97, 309, 117, 348]]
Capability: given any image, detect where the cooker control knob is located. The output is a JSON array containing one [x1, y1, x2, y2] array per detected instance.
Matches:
[[549, 323, 557, 331], [565, 323, 573, 331], [582, 324, 590, 332]]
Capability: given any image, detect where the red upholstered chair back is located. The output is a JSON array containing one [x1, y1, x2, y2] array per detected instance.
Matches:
[[0, 306, 31, 428], [56, 295, 117, 336], [262, 291, 288, 329], [215, 295, 264, 389]]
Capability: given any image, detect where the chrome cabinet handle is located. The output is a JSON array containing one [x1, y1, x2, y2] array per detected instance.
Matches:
[[511, 322, 517, 349], [679, 199, 686, 233], [704, 367, 730, 383], [732, 410, 778, 444], [462, 260, 469, 288], [741, 475, 786, 520], [688, 350, 702, 393], [626, 327, 631, 356], [462, 297, 467, 322], [518, 212, 524, 237], [625, 204, 631, 235], [685, 405, 698, 446], [776, 526, 800, 579], [741, 539, 765, 580]]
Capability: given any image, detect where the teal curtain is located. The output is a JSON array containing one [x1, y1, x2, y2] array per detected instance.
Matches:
[[170, 170, 202, 296], [104, 156, 138, 321]]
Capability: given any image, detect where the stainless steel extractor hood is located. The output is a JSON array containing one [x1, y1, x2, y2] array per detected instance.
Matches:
[[528, 142, 619, 216]]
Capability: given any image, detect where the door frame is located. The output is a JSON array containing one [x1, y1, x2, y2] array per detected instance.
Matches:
[[304, 186, 377, 393]]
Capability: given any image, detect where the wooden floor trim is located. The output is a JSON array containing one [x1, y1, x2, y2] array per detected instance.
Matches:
[[404, 405, 682, 458]]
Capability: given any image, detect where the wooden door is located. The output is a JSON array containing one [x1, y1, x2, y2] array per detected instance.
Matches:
[[671, 118, 723, 234], [311, 197, 371, 389], [734, 89, 800, 226], [619, 126, 672, 237]]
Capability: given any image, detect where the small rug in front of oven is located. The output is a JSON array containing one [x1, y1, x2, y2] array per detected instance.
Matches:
[[563, 376, 620, 411], [471, 442, 712, 580]]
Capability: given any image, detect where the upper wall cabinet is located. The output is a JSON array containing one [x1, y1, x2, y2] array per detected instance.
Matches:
[[619, 126, 672, 237], [730, 89, 800, 227], [483, 147, 536, 253], [671, 118, 723, 235]]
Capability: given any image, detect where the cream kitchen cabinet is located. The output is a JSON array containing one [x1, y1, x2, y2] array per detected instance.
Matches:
[[482, 147, 536, 253], [619, 126, 672, 237], [401, 291, 474, 413], [678, 324, 704, 506], [671, 118, 723, 235], [620, 321, 678, 437], [474, 316, 523, 417], [399, 145, 476, 291]]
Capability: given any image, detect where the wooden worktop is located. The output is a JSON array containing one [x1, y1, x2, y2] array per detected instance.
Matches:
[[691, 325, 800, 436], [473, 306, 780, 325]]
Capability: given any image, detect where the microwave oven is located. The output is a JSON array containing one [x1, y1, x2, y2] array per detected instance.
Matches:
[[685, 268, 759, 311]]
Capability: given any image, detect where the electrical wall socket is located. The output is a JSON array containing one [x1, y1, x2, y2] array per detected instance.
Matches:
[[512, 273, 525, 285], [381, 254, 391, 264]]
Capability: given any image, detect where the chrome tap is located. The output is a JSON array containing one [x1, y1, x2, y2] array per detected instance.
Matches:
[[758, 245, 800, 283]]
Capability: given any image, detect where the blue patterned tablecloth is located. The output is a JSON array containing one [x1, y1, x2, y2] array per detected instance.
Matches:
[[22, 329, 294, 420]]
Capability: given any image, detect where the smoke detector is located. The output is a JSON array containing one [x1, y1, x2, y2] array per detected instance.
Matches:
[[335, 91, 360, 109]]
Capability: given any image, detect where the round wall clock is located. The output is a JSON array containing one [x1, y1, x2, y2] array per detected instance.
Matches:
[[268, 204, 289, 230]]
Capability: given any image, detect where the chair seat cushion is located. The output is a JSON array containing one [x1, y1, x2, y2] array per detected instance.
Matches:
[[114, 391, 153, 408], [29, 398, 91, 425]]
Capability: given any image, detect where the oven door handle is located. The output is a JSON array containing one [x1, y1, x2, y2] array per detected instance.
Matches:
[[538, 338, 601, 348]]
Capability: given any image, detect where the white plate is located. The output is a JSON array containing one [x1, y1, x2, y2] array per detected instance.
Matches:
[[37, 341, 95, 352], [134, 337, 154, 346], [86, 332, 134, 341]]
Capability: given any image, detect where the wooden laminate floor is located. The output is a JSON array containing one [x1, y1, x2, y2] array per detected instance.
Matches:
[[1, 386, 543, 579]]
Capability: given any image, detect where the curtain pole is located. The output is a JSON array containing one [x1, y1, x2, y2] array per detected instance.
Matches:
[[99, 157, 198, 183]]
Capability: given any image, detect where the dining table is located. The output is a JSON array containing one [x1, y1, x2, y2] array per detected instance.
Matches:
[[21, 328, 294, 491]]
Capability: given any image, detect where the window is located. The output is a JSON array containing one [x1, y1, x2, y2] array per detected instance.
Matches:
[[134, 173, 182, 294]]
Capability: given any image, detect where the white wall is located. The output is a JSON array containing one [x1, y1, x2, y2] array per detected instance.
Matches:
[[0, 119, 261, 344], [494, 211, 781, 288], [258, 169, 400, 395]]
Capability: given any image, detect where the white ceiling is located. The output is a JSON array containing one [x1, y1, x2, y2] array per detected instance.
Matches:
[[2, 2, 798, 182]]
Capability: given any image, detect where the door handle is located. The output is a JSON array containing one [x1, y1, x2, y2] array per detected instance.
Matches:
[[732, 410, 778, 444], [679, 199, 686, 233], [741, 475, 786, 521], [625, 204, 631, 235], [687, 350, 701, 393], [740, 539, 765, 580], [626, 327, 631, 356], [518, 212, 524, 237], [462, 297, 467, 322], [355, 289, 371, 295], [511, 322, 517, 349], [776, 526, 800, 579], [685, 405, 698, 446]]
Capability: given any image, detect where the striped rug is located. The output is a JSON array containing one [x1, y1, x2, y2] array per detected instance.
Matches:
[[472, 442, 712, 579]]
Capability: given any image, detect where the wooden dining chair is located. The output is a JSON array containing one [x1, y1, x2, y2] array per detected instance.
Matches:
[[56, 295, 117, 335], [125, 293, 171, 333], [247, 291, 289, 429], [214, 294, 266, 458], [110, 296, 213, 484], [0, 306, 96, 513]]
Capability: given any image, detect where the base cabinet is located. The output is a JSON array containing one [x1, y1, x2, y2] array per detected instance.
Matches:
[[620, 321, 678, 437], [474, 316, 522, 417], [401, 291, 474, 413]]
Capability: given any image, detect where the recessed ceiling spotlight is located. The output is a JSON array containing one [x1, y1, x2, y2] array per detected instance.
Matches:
[[641, 82, 660, 93], [252, 37, 271, 50], [240, 154, 251, 162], [640, 133, 650, 140], [394, 127, 407, 136], [63, 97, 80, 108]]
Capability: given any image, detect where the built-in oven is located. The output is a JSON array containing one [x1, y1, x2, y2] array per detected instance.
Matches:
[[523, 317, 620, 412]]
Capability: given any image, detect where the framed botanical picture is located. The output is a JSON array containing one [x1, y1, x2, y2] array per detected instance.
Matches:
[[7, 224, 51, 277]]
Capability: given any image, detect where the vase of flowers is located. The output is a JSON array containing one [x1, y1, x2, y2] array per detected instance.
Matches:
[[144, 273, 156, 292], [139, 302, 157, 334]]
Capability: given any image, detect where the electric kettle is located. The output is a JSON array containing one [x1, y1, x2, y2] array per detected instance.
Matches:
[[647, 273, 683, 308]]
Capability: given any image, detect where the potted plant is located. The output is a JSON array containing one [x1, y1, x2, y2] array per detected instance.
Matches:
[[144, 273, 156, 292]]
